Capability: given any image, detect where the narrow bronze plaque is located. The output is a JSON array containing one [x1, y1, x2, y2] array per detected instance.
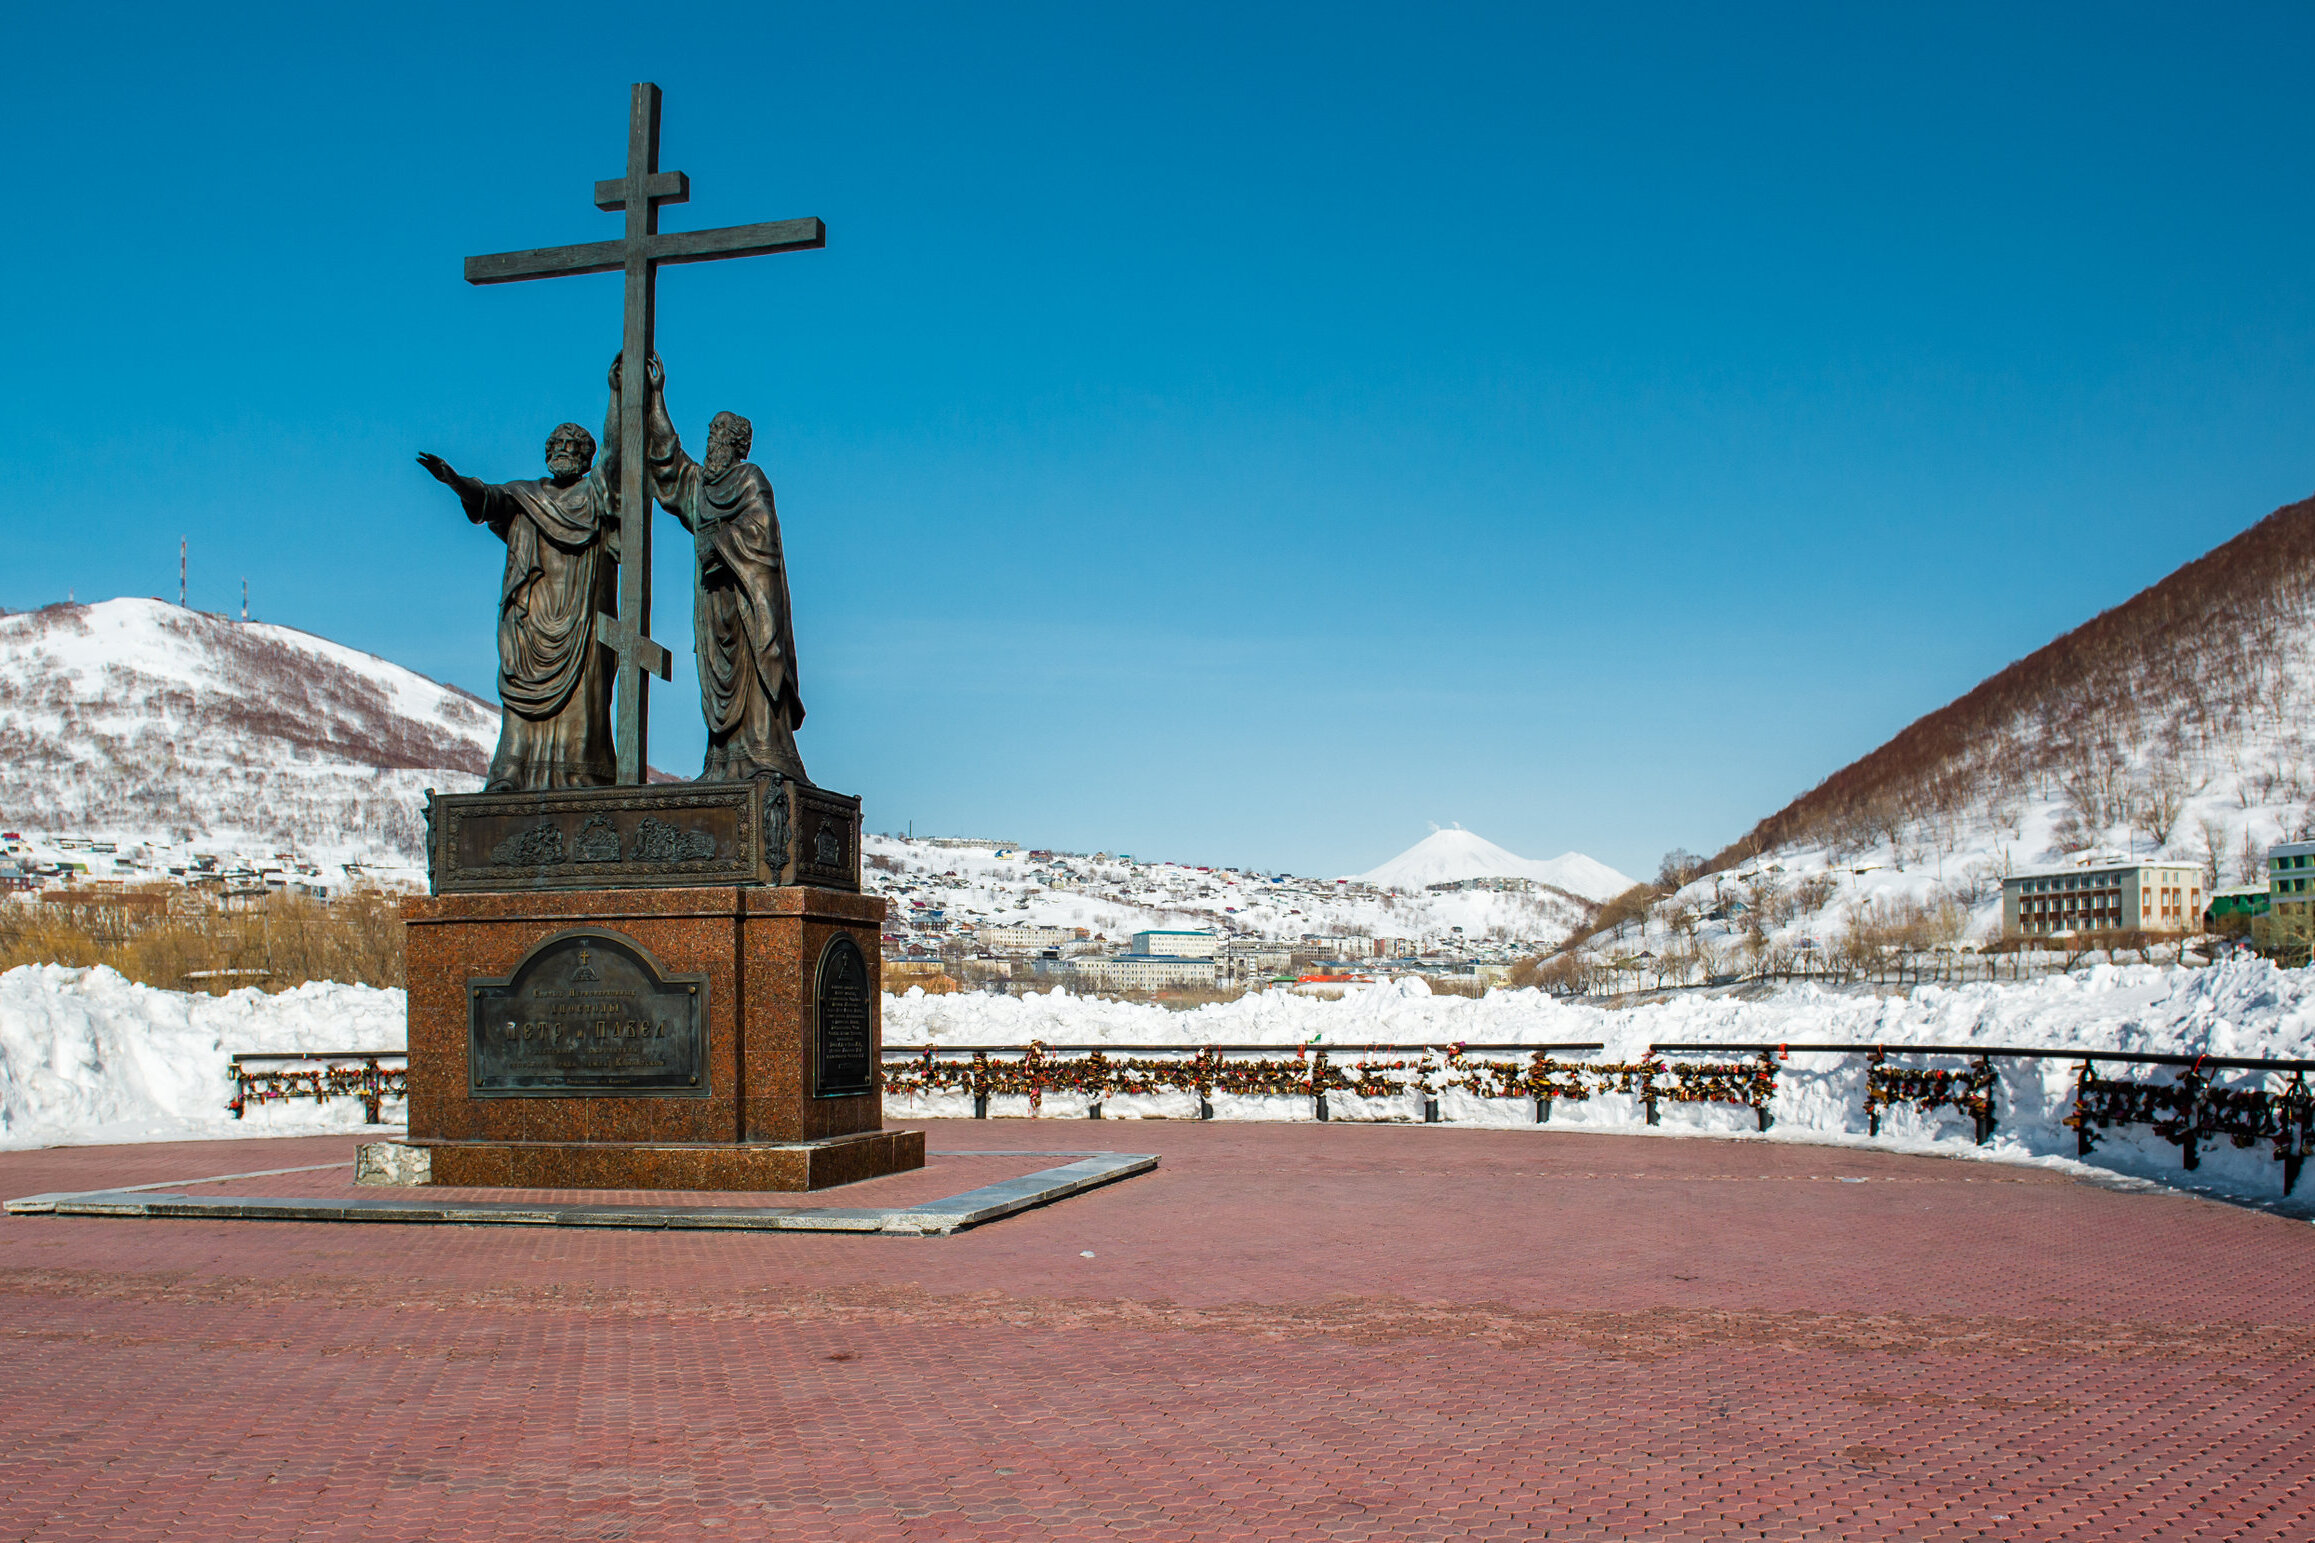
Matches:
[[426, 778, 865, 895], [814, 933, 874, 1097], [468, 928, 710, 1097]]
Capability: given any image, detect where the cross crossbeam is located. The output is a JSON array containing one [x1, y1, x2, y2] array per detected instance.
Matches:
[[464, 217, 826, 285], [462, 82, 824, 786]]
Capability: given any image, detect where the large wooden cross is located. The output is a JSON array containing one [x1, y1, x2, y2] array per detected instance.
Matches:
[[464, 82, 824, 785]]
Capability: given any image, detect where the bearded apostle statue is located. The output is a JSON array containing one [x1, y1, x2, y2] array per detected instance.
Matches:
[[640, 360, 810, 785], [416, 357, 625, 791]]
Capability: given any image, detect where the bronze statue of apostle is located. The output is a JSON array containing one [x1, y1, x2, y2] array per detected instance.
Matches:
[[640, 360, 809, 784], [416, 357, 625, 790]]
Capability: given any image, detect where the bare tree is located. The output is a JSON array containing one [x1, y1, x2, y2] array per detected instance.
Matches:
[[1657, 850, 1705, 891], [2131, 766, 2192, 852], [2196, 815, 2229, 894], [2238, 829, 2266, 887]]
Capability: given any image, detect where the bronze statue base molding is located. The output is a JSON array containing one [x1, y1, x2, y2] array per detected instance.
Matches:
[[425, 777, 862, 895]]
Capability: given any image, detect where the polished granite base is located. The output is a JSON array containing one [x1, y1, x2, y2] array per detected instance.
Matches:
[[400, 886, 908, 1192], [392, 1128, 924, 1192]]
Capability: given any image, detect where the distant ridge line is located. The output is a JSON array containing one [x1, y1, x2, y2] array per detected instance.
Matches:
[[1711, 493, 2315, 872]]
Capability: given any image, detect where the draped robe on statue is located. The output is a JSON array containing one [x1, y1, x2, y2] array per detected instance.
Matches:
[[463, 431, 621, 790], [643, 391, 808, 784]]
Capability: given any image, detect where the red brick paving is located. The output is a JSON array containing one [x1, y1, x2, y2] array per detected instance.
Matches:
[[1, 1119, 2310, 1541]]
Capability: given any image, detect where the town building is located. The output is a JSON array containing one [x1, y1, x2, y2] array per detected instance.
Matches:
[[2270, 841, 2315, 921], [2206, 885, 2271, 930], [1129, 929, 1218, 958], [2001, 862, 2204, 939], [1074, 954, 1218, 991], [976, 923, 1075, 955], [1217, 941, 1296, 982]]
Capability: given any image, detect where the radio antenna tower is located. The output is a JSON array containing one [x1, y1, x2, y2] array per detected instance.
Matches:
[[179, 539, 187, 607], [241, 579, 249, 623]]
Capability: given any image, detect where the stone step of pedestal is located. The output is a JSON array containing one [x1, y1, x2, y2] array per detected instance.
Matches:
[[385, 1128, 924, 1191]]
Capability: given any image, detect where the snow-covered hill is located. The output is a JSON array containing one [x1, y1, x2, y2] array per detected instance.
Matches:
[[1610, 492, 2315, 967], [0, 601, 1618, 951], [868, 835, 1602, 957], [1357, 826, 1633, 902], [0, 599, 493, 873]]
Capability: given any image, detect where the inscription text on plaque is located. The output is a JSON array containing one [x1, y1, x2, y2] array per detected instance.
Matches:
[[468, 928, 710, 1097], [814, 933, 874, 1097]]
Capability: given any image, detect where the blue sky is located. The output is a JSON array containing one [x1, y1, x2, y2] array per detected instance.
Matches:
[[6, 3, 2314, 880]]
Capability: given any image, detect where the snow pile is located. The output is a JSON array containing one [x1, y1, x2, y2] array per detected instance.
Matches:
[[888, 959, 2315, 1057], [0, 965, 405, 1150], [888, 962, 2315, 1205], [5, 959, 2308, 1208], [1356, 826, 1633, 901]]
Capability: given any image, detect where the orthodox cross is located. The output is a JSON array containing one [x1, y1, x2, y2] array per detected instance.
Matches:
[[464, 82, 824, 785]]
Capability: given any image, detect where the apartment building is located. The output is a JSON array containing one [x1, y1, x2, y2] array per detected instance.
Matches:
[[1128, 929, 1219, 958], [2001, 861, 2204, 939], [1074, 954, 1219, 991], [2269, 841, 2315, 924]]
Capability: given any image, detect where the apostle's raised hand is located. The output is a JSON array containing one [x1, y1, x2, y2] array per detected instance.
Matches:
[[416, 452, 461, 487]]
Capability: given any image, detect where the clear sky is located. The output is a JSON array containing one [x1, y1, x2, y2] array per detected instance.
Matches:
[[6, 2, 2314, 881]]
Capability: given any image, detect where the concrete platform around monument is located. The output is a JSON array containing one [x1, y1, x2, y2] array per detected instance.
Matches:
[[395, 1126, 925, 1191], [7, 1138, 1149, 1235]]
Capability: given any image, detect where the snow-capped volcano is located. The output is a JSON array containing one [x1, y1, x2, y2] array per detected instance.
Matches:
[[1357, 827, 1634, 902], [0, 598, 494, 865]]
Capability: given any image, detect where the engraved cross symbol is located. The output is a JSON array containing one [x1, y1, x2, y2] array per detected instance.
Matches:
[[463, 82, 826, 785]]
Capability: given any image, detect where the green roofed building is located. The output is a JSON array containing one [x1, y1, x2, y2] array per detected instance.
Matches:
[[2206, 885, 2272, 927]]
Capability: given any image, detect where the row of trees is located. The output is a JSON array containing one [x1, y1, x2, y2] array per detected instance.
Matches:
[[0, 886, 407, 991]]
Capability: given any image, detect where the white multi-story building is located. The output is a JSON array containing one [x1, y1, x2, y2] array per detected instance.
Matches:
[[1075, 954, 1218, 991], [2002, 861, 2204, 939], [976, 923, 1076, 955], [1129, 929, 1218, 958], [1218, 941, 1295, 982]]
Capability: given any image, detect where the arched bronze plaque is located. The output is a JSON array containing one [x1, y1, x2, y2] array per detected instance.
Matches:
[[467, 928, 709, 1097], [814, 933, 874, 1098]]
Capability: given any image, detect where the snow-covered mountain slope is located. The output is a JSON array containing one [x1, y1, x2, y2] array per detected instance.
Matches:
[[868, 835, 1601, 956], [0, 599, 493, 866], [1356, 826, 1634, 902], [1627, 492, 2315, 958]]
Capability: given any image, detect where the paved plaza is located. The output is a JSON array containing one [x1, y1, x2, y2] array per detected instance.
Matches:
[[1, 1120, 2310, 1542]]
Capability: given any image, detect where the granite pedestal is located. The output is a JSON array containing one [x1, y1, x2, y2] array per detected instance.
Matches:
[[394, 883, 921, 1191]]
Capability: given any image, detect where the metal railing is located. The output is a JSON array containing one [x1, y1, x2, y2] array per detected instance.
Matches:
[[215, 1038, 2313, 1196], [228, 1051, 408, 1124], [882, 1039, 2315, 1195]]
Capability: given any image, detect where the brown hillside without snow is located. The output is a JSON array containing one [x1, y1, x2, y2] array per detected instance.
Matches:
[[1709, 493, 2315, 872]]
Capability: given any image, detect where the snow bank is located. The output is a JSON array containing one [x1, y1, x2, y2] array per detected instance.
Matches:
[[4, 961, 2309, 1210], [0, 965, 405, 1150], [888, 961, 2315, 1058], [888, 963, 2315, 1206]]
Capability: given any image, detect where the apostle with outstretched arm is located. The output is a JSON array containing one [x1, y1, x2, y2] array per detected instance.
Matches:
[[415, 356, 625, 791]]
